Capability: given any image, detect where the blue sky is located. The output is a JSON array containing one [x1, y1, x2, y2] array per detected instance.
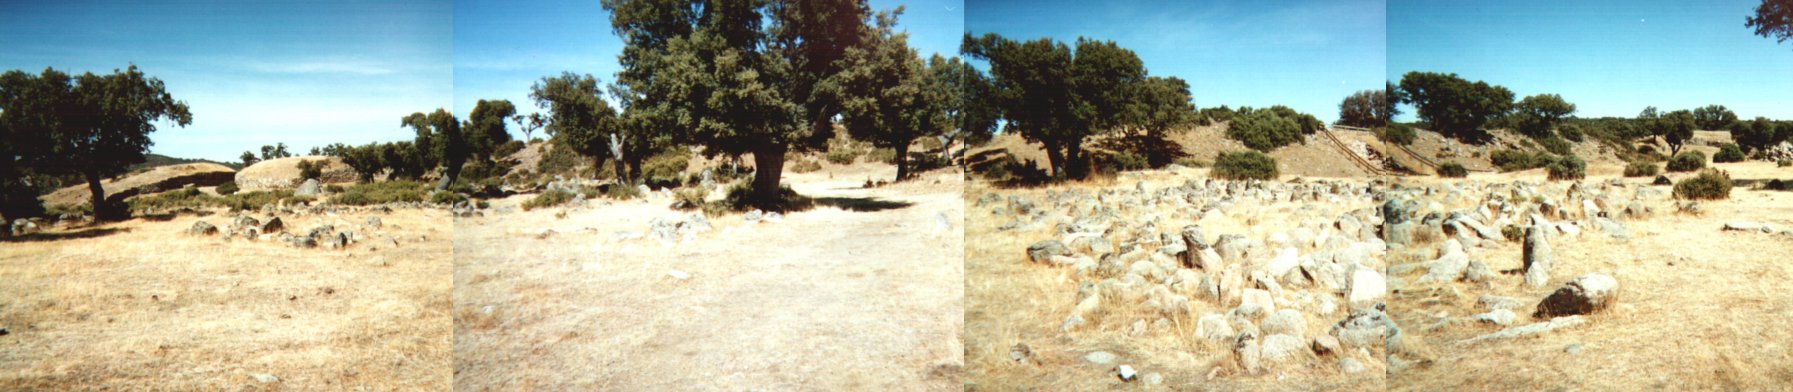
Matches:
[[0, 0, 454, 163], [452, 0, 966, 138], [1390, 0, 1793, 121], [965, 0, 1387, 124]]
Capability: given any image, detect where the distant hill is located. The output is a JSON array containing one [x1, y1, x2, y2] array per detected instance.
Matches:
[[129, 154, 244, 172]]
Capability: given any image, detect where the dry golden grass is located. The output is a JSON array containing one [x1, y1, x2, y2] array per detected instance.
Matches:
[[964, 168, 1386, 391], [453, 164, 965, 390], [0, 208, 452, 390], [1386, 160, 1793, 390]]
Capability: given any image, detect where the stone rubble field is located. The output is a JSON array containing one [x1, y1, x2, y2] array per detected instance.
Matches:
[[966, 165, 1793, 390]]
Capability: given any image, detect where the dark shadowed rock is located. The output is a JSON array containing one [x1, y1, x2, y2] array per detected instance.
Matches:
[[1027, 240, 1070, 263], [188, 221, 218, 236], [259, 217, 283, 234], [1535, 273, 1619, 318]]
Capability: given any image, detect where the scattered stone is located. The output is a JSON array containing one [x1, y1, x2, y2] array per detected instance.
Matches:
[[1460, 315, 1587, 345], [1535, 273, 1620, 318], [1339, 357, 1366, 374], [1523, 225, 1553, 288], [1026, 240, 1070, 264], [1116, 365, 1137, 382], [1565, 343, 1584, 355], [1472, 309, 1517, 326], [1348, 268, 1386, 307], [188, 221, 218, 236], [1234, 331, 1262, 375], [294, 178, 321, 197], [1085, 351, 1117, 365], [1723, 221, 1767, 232], [259, 217, 283, 234], [1260, 334, 1304, 362], [1477, 295, 1524, 311], [1262, 309, 1307, 337], [1009, 343, 1032, 363], [365, 216, 382, 228], [250, 373, 279, 383], [1311, 335, 1341, 356], [1143, 372, 1164, 385], [1239, 288, 1276, 317], [1198, 314, 1236, 340], [1464, 259, 1493, 283], [667, 269, 690, 281], [1330, 307, 1393, 349]]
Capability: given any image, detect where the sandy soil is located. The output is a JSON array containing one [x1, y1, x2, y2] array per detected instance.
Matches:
[[0, 207, 453, 390], [1386, 160, 1793, 390], [452, 160, 965, 391]]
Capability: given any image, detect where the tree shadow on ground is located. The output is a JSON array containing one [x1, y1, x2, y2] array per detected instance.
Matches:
[[814, 197, 913, 212], [1093, 134, 1190, 169], [1, 227, 131, 243], [965, 148, 1053, 189]]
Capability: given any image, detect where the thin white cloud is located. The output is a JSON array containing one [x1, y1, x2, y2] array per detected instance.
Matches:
[[243, 58, 400, 76]]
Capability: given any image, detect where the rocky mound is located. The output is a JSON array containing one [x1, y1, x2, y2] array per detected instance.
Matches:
[[235, 156, 356, 192], [39, 162, 236, 207]]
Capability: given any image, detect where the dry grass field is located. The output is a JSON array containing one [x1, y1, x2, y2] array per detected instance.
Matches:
[[0, 207, 453, 390], [452, 160, 965, 391], [1386, 160, 1793, 391]]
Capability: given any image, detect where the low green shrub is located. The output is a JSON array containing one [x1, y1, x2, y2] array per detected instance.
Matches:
[[332, 180, 427, 206], [1538, 136, 1573, 155], [1381, 124, 1416, 146], [1490, 149, 1555, 172], [522, 189, 575, 211], [825, 148, 860, 165], [1623, 161, 1659, 177], [673, 187, 707, 210], [1673, 169, 1732, 200], [295, 159, 326, 180], [1713, 143, 1746, 163], [1501, 225, 1524, 242], [1437, 162, 1469, 178], [865, 148, 897, 164], [215, 181, 239, 195], [1211, 150, 1279, 180], [1666, 151, 1706, 172], [1546, 154, 1586, 181], [789, 157, 823, 173]]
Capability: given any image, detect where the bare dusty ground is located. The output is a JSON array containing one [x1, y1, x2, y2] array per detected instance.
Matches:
[[964, 167, 1387, 391], [0, 208, 453, 390], [1387, 160, 1793, 391], [452, 160, 965, 390]]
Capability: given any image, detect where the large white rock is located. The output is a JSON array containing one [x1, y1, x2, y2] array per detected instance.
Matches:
[[1265, 247, 1301, 277], [1239, 288, 1276, 317], [1261, 309, 1307, 337], [1348, 267, 1386, 307], [1260, 334, 1305, 362]]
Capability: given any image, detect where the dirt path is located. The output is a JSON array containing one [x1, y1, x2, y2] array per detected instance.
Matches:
[[453, 166, 965, 390]]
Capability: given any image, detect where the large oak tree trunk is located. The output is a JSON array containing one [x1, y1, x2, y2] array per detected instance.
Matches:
[[84, 171, 114, 221], [751, 144, 787, 203], [1065, 141, 1087, 179], [893, 143, 910, 181], [1043, 142, 1065, 179]]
